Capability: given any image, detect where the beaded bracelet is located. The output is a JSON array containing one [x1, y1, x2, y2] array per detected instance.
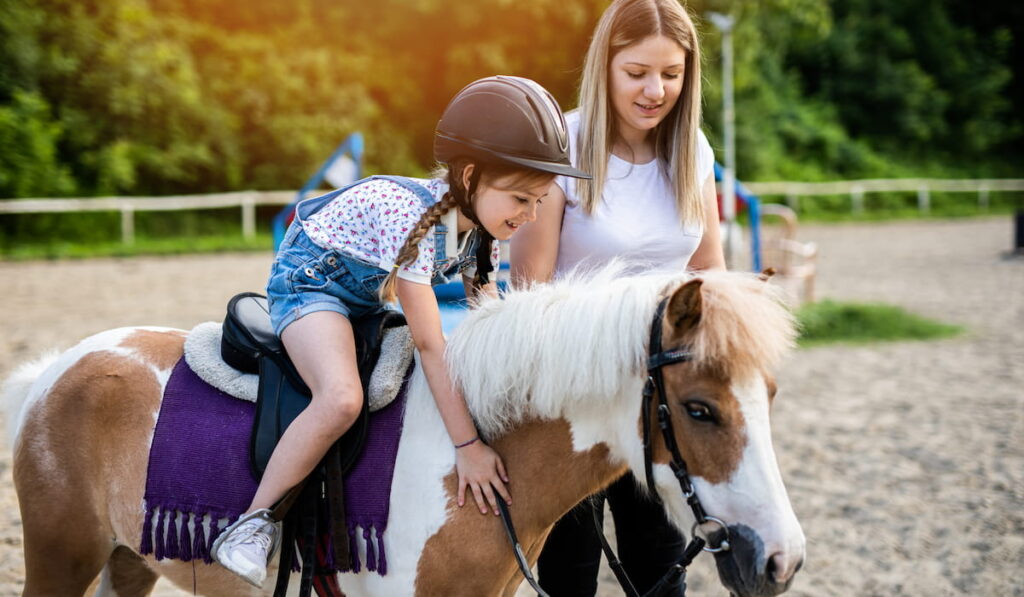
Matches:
[[454, 436, 480, 449]]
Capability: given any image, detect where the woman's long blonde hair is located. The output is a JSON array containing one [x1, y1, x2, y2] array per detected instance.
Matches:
[[377, 160, 554, 303], [576, 0, 704, 226]]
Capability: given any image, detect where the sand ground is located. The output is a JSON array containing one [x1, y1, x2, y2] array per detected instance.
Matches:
[[0, 217, 1020, 596]]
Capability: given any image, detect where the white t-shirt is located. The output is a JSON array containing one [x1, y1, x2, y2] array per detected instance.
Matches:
[[554, 111, 715, 276], [301, 177, 499, 285]]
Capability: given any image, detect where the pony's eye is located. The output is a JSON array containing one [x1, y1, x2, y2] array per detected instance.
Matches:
[[684, 401, 714, 422]]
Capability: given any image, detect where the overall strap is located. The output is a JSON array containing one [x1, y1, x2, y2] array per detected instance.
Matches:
[[354, 175, 451, 264], [369, 175, 438, 207], [293, 175, 439, 225]]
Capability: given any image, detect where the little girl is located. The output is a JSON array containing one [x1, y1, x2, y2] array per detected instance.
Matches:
[[212, 75, 590, 586]]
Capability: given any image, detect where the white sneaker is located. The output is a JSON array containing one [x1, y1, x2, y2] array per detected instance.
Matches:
[[211, 509, 281, 587]]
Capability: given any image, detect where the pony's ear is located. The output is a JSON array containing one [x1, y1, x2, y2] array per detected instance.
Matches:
[[759, 267, 776, 282], [666, 279, 703, 334]]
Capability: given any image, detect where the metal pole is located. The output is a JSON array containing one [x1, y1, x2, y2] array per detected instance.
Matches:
[[709, 13, 738, 268]]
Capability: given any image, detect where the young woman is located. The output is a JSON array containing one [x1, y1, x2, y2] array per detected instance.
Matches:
[[212, 75, 590, 587], [510, 1, 725, 594]]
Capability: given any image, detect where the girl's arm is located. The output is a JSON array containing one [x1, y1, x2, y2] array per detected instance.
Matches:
[[688, 172, 727, 271], [510, 183, 568, 286], [396, 277, 510, 515]]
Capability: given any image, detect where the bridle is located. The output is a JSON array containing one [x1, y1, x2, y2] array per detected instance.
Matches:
[[500, 294, 731, 597], [640, 295, 731, 556]]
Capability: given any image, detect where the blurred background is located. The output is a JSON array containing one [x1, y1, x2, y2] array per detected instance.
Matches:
[[0, 3, 1022, 595], [1, 0, 1022, 254]]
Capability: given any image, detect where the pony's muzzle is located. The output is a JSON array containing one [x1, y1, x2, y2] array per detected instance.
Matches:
[[711, 524, 802, 597]]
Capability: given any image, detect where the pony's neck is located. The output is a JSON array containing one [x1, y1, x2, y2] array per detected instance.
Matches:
[[415, 417, 628, 595], [491, 417, 628, 529]]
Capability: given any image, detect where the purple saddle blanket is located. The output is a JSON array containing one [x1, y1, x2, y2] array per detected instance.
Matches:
[[140, 356, 408, 575]]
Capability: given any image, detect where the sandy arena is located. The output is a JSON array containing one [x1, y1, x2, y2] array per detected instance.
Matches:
[[0, 217, 1021, 596]]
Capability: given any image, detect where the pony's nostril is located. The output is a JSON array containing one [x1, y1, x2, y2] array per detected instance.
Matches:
[[768, 552, 798, 584]]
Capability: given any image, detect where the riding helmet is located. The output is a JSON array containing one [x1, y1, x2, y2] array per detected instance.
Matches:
[[434, 76, 591, 180]]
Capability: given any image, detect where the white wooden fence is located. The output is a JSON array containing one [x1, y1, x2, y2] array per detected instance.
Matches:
[[1, 178, 1022, 245], [742, 178, 1024, 214], [0, 191, 295, 244]]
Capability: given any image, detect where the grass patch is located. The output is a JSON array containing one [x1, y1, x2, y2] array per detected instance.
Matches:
[[1, 233, 274, 260], [796, 299, 963, 346]]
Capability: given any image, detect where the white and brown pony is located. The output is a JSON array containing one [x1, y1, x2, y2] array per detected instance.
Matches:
[[5, 268, 804, 596]]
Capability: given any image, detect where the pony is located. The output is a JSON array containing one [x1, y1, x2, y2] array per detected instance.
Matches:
[[5, 267, 805, 596]]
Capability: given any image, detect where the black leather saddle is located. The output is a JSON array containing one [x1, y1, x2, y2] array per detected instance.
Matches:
[[220, 292, 406, 479], [220, 292, 407, 596]]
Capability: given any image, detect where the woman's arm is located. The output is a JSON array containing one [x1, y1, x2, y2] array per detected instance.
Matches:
[[396, 278, 510, 514], [510, 183, 568, 286], [688, 172, 727, 271]]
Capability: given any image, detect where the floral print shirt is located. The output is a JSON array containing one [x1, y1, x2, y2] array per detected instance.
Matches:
[[301, 177, 499, 285]]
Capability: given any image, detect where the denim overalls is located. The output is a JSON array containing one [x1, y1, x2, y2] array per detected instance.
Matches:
[[266, 175, 481, 336]]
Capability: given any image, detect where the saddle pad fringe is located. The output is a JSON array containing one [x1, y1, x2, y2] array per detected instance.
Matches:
[[141, 504, 234, 564], [336, 519, 389, 574]]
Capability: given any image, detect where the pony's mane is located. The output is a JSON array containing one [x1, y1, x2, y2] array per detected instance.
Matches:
[[446, 265, 796, 437]]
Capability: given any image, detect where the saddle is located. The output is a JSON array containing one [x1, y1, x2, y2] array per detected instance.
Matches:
[[221, 292, 407, 596]]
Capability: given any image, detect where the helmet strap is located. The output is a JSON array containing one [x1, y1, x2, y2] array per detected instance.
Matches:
[[458, 165, 483, 227], [457, 165, 495, 288]]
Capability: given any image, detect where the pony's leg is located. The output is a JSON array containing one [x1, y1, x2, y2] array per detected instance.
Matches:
[[17, 414, 113, 595], [19, 496, 112, 596], [15, 332, 180, 596], [93, 546, 160, 597]]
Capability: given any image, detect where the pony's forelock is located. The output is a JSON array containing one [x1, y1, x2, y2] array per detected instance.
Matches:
[[683, 271, 798, 379], [446, 265, 796, 438]]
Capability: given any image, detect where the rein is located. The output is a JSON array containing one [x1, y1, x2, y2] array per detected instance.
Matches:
[[499, 295, 731, 596]]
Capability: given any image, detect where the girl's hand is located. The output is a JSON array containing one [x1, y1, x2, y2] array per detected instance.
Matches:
[[455, 442, 511, 515]]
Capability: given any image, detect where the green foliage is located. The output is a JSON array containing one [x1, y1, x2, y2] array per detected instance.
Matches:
[[796, 299, 963, 346], [699, 0, 1022, 181], [0, 91, 76, 196], [0, 0, 1021, 211]]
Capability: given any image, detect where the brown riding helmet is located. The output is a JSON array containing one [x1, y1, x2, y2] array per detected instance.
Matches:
[[434, 76, 591, 180]]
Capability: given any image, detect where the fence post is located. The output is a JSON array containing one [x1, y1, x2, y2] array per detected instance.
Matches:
[[121, 205, 135, 245], [851, 185, 865, 214], [242, 194, 256, 240], [786, 192, 798, 212], [917, 185, 930, 214], [979, 185, 990, 211]]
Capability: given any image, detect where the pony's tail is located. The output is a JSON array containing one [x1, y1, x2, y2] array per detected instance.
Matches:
[[3, 350, 60, 449]]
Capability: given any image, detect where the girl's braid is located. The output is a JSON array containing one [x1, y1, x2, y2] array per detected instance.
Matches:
[[394, 191, 459, 269], [378, 190, 459, 303]]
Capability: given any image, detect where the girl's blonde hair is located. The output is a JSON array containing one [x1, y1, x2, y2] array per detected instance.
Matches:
[[377, 160, 554, 303], [576, 0, 704, 226]]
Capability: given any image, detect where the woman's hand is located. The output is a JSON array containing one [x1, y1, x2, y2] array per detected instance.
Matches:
[[455, 441, 511, 515]]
